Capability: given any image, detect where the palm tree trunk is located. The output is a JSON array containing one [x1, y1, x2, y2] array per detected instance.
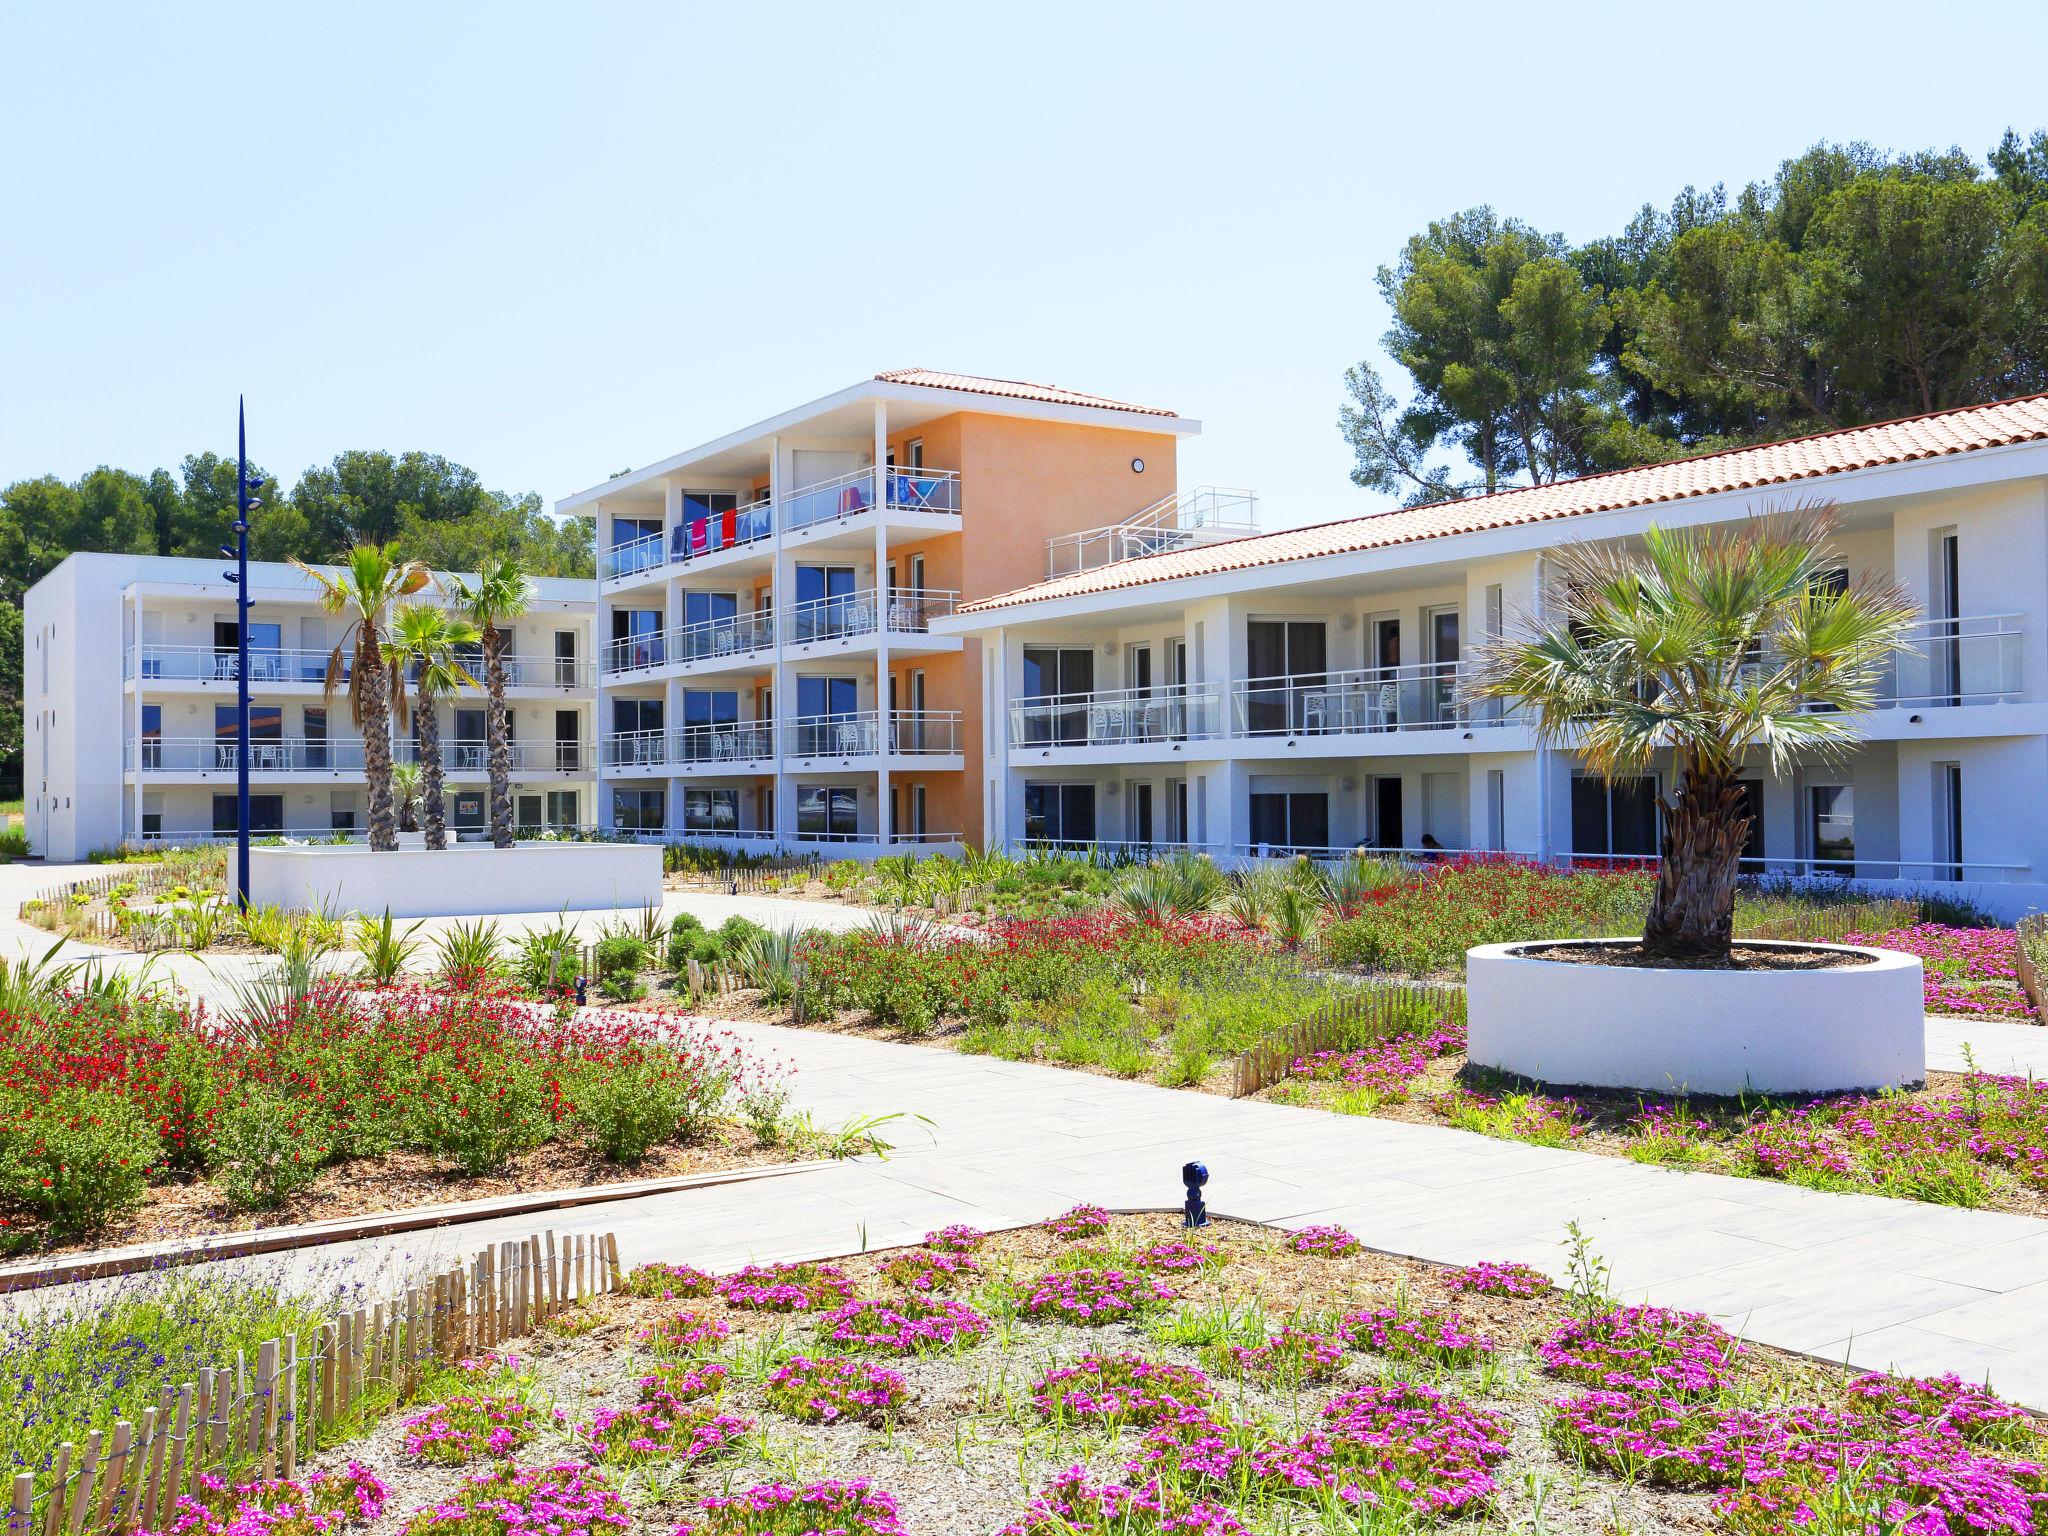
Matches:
[[484, 628, 513, 850], [363, 649, 398, 852], [418, 690, 448, 852], [1641, 767, 1750, 963]]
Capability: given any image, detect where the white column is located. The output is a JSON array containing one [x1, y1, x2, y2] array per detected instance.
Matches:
[[873, 399, 892, 850], [769, 436, 798, 848], [129, 587, 144, 843], [990, 623, 1010, 850]]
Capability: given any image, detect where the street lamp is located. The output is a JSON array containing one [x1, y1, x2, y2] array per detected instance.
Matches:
[[221, 398, 263, 910]]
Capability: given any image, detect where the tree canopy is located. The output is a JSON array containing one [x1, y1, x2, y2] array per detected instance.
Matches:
[[0, 448, 591, 788], [1343, 130, 2048, 505]]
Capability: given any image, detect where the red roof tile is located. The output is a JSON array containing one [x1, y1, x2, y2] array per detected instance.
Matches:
[[960, 393, 2048, 614], [877, 368, 1177, 418]]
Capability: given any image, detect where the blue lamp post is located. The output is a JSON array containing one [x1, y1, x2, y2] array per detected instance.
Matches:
[[221, 399, 264, 910]]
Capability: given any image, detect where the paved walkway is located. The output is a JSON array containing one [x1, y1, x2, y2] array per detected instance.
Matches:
[[9, 856, 2048, 1404], [64, 1013, 2048, 1412]]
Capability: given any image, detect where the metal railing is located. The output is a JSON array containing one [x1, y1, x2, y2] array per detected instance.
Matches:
[[783, 466, 963, 532], [782, 709, 963, 757], [1881, 614, 2022, 706], [1045, 486, 1258, 578], [1234, 662, 1493, 736], [600, 530, 667, 582], [602, 630, 668, 675], [126, 736, 367, 772], [788, 586, 959, 644], [1011, 683, 1226, 747], [674, 610, 775, 664], [672, 721, 777, 764], [129, 645, 347, 684], [393, 738, 584, 773], [670, 498, 774, 563]]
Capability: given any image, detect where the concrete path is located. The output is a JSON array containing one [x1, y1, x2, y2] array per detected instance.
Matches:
[[48, 1011, 2046, 1411], [9, 855, 2048, 1403]]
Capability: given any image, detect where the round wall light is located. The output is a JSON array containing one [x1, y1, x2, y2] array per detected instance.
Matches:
[[1131, 457, 1146, 473]]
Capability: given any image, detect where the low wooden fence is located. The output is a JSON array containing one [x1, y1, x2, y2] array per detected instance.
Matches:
[[1230, 979, 1464, 1098], [2016, 913, 2048, 1023], [11, 1228, 625, 1536], [666, 854, 819, 895]]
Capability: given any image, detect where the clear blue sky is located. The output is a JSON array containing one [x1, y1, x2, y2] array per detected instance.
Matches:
[[4, 1, 2045, 533]]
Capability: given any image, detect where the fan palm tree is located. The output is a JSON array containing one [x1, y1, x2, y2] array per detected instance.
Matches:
[[292, 546, 431, 852], [391, 762, 424, 834], [1467, 504, 1917, 963], [441, 557, 537, 849], [383, 605, 481, 851]]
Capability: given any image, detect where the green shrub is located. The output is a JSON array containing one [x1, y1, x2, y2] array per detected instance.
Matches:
[[214, 1087, 335, 1211], [515, 921, 578, 994], [594, 932, 649, 1001], [410, 1061, 552, 1175], [571, 1054, 697, 1163], [0, 1089, 161, 1235]]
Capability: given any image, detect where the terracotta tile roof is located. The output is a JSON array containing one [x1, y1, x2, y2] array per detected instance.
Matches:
[[960, 392, 2048, 614], [876, 368, 1177, 418]]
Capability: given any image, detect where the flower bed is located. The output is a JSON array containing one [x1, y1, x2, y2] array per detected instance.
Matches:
[[0, 978, 794, 1248], [300, 1209, 2048, 1536], [714, 1261, 854, 1312]]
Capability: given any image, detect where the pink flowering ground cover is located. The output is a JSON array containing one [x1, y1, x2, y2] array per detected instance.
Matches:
[[316, 1210, 2048, 1536], [1849, 923, 2034, 1018]]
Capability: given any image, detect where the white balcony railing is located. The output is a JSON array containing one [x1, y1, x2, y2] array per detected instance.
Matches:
[[1046, 486, 1258, 579], [600, 531, 667, 582], [674, 611, 775, 665], [788, 587, 959, 644], [1880, 615, 2022, 706], [1011, 684, 1227, 747], [672, 722, 777, 765], [784, 710, 962, 757], [1234, 662, 1494, 736], [127, 737, 368, 773], [783, 467, 963, 533], [669, 498, 774, 564], [130, 645, 590, 690], [393, 738, 585, 773]]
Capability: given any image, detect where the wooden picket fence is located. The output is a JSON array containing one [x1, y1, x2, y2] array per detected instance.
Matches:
[[9, 1229, 626, 1536], [665, 854, 819, 895], [1229, 979, 1464, 1098], [2015, 913, 2048, 1024]]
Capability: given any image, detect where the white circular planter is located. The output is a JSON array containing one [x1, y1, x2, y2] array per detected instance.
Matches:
[[1465, 939, 1925, 1096]]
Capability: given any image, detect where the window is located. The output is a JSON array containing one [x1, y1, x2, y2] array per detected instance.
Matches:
[[678, 691, 739, 760], [1021, 647, 1095, 743], [517, 794, 544, 834], [546, 790, 579, 829], [905, 438, 924, 469], [555, 709, 580, 770], [796, 676, 859, 718], [794, 566, 859, 638], [304, 706, 328, 769], [677, 492, 739, 557], [1127, 781, 1155, 846], [330, 791, 359, 832], [1249, 792, 1329, 854], [1932, 531, 1961, 706], [683, 590, 739, 630], [214, 794, 283, 835], [1935, 763, 1962, 882], [1486, 770, 1505, 851], [1572, 776, 1659, 861], [611, 608, 662, 668], [909, 553, 926, 591], [553, 629, 578, 686], [1810, 784, 1854, 875], [797, 785, 859, 840], [1244, 621, 1327, 734], [140, 704, 162, 770], [685, 788, 740, 832], [612, 788, 665, 832], [612, 696, 663, 739], [910, 783, 927, 838], [1024, 783, 1096, 845]]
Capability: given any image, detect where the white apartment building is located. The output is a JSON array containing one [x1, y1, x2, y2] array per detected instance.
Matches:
[[25, 553, 598, 861], [939, 395, 2048, 920], [558, 369, 1201, 856]]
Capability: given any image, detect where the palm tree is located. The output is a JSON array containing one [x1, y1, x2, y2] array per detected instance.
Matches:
[[383, 605, 481, 851], [391, 762, 424, 834], [1467, 505, 1916, 963], [441, 557, 536, 850], [292, 546, 431, 852]]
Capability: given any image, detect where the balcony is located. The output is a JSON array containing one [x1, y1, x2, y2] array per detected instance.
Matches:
[[784, 710, 963, 757], [601, 613, 776, 678], [129, 646, 346, 685], [1233, 663, 1494, 736], [600, 723, 776, 771], [1045, 486, 1258, 579], [1879, 615, 2022, 707], [669, 498, 773, 565], [1011, 684, 1227, 747], [393, 738, 586, 773], [783, 467, 961, 534], [128, 736, 367, 773], [789, 587, 959, 645]]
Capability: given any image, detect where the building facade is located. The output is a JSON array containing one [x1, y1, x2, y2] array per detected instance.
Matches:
[[25, 553, 597, 861], [561, 369, 1207, 855], [939, 396, 2048, 919]]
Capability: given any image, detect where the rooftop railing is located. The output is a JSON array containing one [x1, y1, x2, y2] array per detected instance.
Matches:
[[1045, 486, 1258, 579]]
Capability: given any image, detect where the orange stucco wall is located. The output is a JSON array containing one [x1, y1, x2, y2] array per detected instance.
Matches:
[[864, 411, 1179, 847]]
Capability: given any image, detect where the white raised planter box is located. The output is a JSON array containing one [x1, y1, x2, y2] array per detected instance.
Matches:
[[1465, 938, 1925, 1096], [248, 842, 663, 919]]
